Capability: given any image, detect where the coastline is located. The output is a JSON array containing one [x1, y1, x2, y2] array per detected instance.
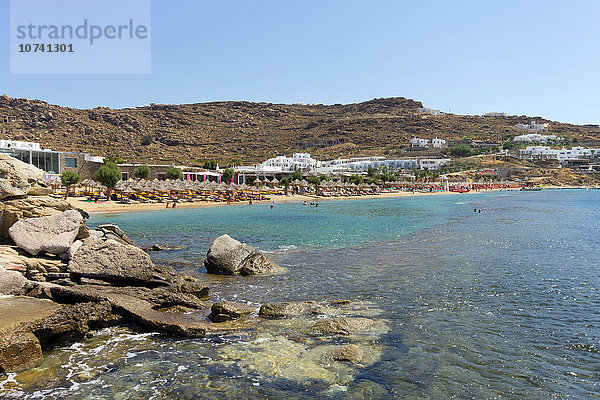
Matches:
[[69, 188, 502, 215], [68, 185, 598, 215]]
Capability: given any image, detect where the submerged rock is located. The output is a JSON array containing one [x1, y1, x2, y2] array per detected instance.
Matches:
[[204, 234, 284, 275], [8, 210, 83, 256], [312, 318, 375, 335], [259, 301, 316, 318], [68, 236, 173, 285], [327, 344, 365, 364], [210, 301, 256, 322]]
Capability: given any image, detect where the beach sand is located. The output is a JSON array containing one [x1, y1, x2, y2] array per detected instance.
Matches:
[[67, 189, 499, 215]]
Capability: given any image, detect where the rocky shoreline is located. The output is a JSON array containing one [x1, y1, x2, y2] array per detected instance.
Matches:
[[0, 154, 382, 376]]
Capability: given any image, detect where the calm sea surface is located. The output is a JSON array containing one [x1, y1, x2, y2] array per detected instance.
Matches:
[[2, 190, 599, 399]]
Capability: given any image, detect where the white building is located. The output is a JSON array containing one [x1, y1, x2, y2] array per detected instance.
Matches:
[[515, 121, 550, 133], [513, 133, 558, 144], [409, 137, 429, 148], [236, 153, 451, 177], [519, 146, 600, 163], [431, 138, 447, 148], [261, 153, 318, 172], [417, 108, 445, 116]]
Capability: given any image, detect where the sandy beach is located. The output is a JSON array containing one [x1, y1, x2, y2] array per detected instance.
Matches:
[[67, 188, 509, 214]]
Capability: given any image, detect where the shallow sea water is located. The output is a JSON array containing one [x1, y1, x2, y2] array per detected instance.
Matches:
[[2, 190, 599, 399]]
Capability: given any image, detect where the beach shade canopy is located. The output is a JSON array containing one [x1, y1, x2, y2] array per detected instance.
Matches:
[[270, 178, 279, 186]]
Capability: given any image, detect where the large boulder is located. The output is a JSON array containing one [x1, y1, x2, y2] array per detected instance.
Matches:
[[8, 210, 83, 256], [0, 154, 51, 200], [0, 196, 82, 238], [68, 236, 173, 285], [204, 234, 284, 275]]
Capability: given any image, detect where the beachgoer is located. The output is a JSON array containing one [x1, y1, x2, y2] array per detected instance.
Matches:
[[270, 205, 274, 209]]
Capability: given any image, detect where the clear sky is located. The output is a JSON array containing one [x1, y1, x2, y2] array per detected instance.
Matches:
[[1, 0, 599, 124]]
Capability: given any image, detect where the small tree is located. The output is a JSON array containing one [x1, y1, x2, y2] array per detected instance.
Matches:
[[134, 164, 150, 179], [141, 135, 154, 146], [104, 151, 123, 164], [203, 160, 219, 170], [166, 166, 184, 180], [349, 174, 364, 185], [292, 169, 303, 180], [229, 158, 241, 167], [61, 171, 81, 199], [94, 162, 121, 198], [222, 168, 235, 183]]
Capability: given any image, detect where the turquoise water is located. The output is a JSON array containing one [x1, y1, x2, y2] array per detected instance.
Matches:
[[2, 190, 600, 399]]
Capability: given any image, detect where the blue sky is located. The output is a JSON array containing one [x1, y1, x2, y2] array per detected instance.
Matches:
[[1, 0, 599, 124]]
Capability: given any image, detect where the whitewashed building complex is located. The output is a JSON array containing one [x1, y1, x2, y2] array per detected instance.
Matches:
[[234, 153, 451, 182], [513, 133, 559, 144], [515, 121, 550, 133], [519, 146, 600, 165], [409, 137, 447, 148]]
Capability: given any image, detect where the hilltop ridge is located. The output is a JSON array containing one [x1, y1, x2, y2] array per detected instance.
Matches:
[[1, 94, 599, 165]]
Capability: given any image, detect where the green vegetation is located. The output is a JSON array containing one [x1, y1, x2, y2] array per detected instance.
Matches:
[[133, 164, 150, 179], [349, 174, 364, 185], [166, 166, 184, 180], [94, 162, 121, 197], [60, 171, 81, 198], [141, 135, 154, 146], [280, 177, 291, 187], [203, 160, 219, 170], [502, 141, 515, 150], [447, 145, 477, 158], [103, 151, 123, 165], [291, 169, 303, 180], [222, 167, 235, 183], [229, 158, 241, 167]]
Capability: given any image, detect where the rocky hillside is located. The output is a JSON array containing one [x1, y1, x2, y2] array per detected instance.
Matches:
[[1, 94, 599, 165]]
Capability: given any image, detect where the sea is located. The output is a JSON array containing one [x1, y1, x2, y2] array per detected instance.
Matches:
[[1, 189, 599, 399]]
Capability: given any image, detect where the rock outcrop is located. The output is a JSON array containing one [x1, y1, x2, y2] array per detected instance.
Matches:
[[0, 265, 29, 295], [0, 154, 51, 200], [8, 210, 83, 255], [204, 234, 284, 275], [68, 236, 174, 285], [0, 195, 82, 238], [94, 224, 134, 245]]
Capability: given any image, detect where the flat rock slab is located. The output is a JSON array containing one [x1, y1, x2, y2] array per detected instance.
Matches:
[[0, 296, 62, 332], [8, 210, 82, 255]]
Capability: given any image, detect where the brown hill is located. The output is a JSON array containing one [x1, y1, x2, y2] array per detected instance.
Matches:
[[1, 94, 599, 165]]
